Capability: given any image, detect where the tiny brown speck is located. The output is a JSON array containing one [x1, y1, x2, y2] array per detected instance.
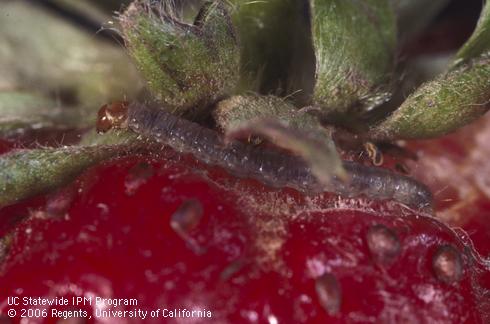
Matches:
[[432, 245, 463, 284], [170, 199, 204, 255], [220, 260, 245, 281], [170, 199, 204, 234], [315, 273, 341, 316], [366, 224, 401, 265]]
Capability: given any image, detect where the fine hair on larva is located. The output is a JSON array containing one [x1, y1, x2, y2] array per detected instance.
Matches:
[[126, 102, 433, 211]]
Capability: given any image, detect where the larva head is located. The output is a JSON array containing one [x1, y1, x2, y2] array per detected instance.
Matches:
[[120, 0, 240, 116], [96, 101, 129, 133]]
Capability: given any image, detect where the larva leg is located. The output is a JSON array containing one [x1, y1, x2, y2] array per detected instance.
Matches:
[[124, 102, 433, 211]]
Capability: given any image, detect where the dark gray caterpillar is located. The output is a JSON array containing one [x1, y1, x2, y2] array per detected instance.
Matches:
[[126, 102, 433, 211]]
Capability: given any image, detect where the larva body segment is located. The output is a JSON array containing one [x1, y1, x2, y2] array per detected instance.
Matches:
[[340, 162, 433, 211], [127, 103, 433, 211]]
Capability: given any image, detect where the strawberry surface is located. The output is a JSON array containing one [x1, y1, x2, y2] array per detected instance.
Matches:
[[407, 113, 490, 257], [0, 151, 488, 323]]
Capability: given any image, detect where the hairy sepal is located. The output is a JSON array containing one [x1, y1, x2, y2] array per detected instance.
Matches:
[[214, 95, 327, 134], [310, 0, 396, 116], [120, 0, 240, 116], [369, 53, 490, 140], [0, 130, 139, 208]]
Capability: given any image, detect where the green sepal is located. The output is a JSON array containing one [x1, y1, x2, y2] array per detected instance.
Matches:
[[120, 0, 240, 116], [310, 0, 397, 116], [0, 130, 138, 208], [369, 54, 490, 140]]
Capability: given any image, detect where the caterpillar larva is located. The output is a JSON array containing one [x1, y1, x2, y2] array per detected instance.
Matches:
[[97, 102, 433, 211]]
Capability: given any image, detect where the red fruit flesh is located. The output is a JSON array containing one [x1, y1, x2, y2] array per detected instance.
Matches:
[[0, 151, 488, 323], [0, 139, 14, 155]]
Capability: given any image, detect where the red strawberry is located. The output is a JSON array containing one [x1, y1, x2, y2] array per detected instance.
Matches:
[[0, 151, 488, 323], [405, 113, 490, 257]]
